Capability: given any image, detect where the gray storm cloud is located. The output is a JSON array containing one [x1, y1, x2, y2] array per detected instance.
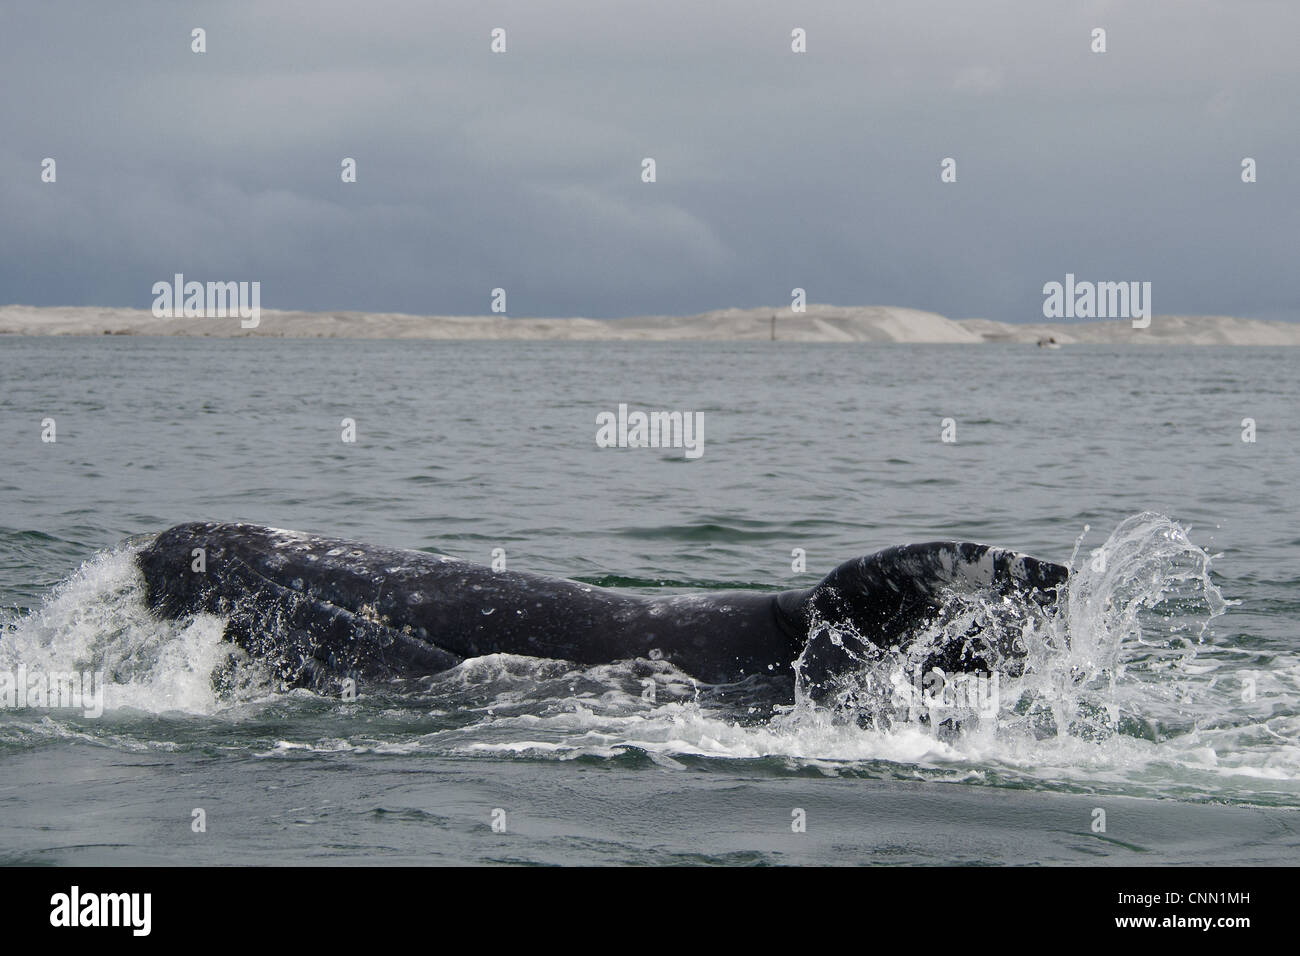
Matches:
[[1, 0, 1296, 321]]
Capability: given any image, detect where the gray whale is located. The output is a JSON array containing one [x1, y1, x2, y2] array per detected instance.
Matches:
[[136, 522, 1068, 694]]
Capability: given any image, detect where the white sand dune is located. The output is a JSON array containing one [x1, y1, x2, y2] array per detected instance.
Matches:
[[958, 315, 1300, 346], [1, 303, 1296, 345]]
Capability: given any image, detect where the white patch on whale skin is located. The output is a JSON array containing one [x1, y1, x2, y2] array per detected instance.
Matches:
[[953, 549, 996, 588], [264, 527, 314, 549]]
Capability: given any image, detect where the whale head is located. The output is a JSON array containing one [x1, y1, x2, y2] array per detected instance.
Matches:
[[784, 542, 1069, 705]]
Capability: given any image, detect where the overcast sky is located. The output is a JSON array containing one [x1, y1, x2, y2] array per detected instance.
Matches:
[[2, 1, 1296, 321]]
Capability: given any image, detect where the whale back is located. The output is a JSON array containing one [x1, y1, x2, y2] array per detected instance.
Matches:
[[137, 522, 799, 689], [136, 524, 1066, 694], [137, 523, 467, 688]]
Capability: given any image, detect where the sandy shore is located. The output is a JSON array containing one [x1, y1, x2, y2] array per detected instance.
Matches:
[[3, 303, 1298, 345]]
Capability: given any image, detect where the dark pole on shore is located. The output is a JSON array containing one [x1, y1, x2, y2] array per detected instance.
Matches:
[[771, 314, 776, 341]]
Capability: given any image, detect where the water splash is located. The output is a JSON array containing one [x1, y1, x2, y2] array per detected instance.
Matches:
[[0, 548, 270, 714], [786, 512, 1235, 746], [1016, 512, 1232, 742]]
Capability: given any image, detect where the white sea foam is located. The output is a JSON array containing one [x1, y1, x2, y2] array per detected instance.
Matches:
[[0, 548, 269, 715]]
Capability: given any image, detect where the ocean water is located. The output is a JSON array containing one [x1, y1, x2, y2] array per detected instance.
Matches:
[[1, 336, 1298, 865]]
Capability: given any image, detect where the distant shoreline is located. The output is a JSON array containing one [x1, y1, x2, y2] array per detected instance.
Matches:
[[4, 304, 1299, 345]]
